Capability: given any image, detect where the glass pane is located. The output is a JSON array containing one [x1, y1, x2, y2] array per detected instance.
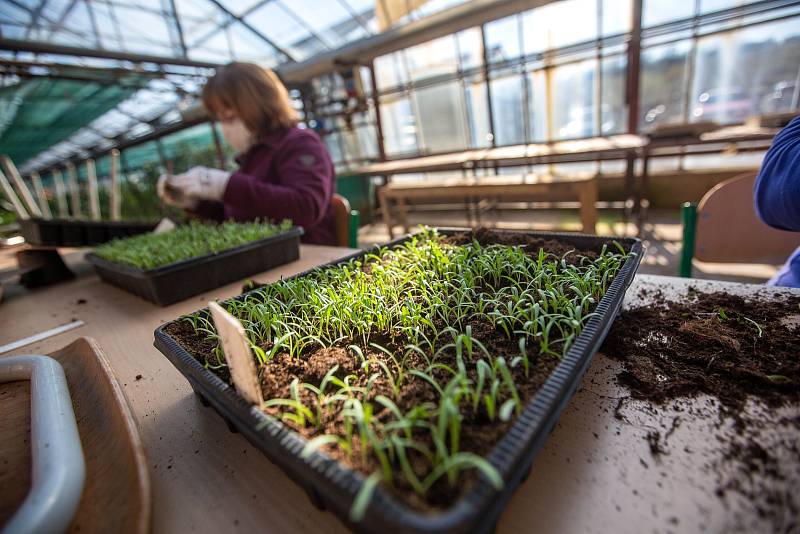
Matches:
[[380, 96, 419, 156], [324, 132, 344, 163], [465, 80, 492, 148], [601, 54, 627, 135], [374, 52, 407, 91], [639, 40, 691, 129], [490, 74, 525, 146], [405, 35, 458, 82], [217, 0, 266, 16], [526, 70, 547, 142], [552, 60, 597, 140], [690, 18, 800, 123], [485, 14, 521, 63], [643, 0, 695, 27], [412, 82, 469, 153], [340, 127, 363, 161], [523, 0, 598, 54], [228, 24, 280, 66], [275, 0, 352, 49], [109, 4, 177, 56], [457, 28, 483, 71], [189, 28, 232, 63], [244, 1, 326, 60], [355, 124, 378, 159], [603, 0, 632, 36]]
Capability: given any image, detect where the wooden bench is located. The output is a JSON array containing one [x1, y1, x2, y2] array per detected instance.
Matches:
[[377, 174, 598, 238]]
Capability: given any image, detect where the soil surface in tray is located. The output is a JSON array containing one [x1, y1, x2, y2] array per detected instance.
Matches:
[[602, 288, 800, 530], [165, 229, 629, 512]]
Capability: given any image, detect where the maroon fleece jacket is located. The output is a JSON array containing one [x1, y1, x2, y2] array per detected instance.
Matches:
[[192, 126, 336, 245]]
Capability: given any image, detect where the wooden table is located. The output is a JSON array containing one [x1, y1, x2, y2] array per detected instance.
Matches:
[[377, 174, 598, 238], [1, 248, 797, 533], [357, 135, 644, 178]]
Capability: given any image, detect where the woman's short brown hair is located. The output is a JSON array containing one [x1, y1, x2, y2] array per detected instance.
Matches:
[[202, 62, 297, 138]]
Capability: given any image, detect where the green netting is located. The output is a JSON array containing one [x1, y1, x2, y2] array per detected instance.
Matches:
[[0, 78, 138, 166]]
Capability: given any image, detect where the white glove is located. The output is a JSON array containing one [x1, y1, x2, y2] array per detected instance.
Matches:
[[176, 166, 231, 202], [157, 166, 231, 208], [157, 173, 199, 210]]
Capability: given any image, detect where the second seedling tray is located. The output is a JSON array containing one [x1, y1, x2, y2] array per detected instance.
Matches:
[[86, 227, 303, 306]]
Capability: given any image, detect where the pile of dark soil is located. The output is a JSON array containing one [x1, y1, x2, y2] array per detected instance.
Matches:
[[602, 288, 800, 529]]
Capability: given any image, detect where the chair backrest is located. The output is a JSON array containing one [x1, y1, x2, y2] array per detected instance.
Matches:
[[330, 193, 351, 248], [695, 172, 800, 263]]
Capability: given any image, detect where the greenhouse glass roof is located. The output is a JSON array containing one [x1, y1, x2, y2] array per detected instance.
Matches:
[[0, 0, 469, 172]]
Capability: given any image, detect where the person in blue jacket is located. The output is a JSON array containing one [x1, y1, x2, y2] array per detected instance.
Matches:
[[754, 115, 800, 287]]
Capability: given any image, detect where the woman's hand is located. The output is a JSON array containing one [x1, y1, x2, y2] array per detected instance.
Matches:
[[156, 166, 231, 208], [156, 173, 199, 209]]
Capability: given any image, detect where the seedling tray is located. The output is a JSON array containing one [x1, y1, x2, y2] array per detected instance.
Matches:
[[153, 229, 643, 532], [86, 227, 303, 306], [19, 218, 157, 247]]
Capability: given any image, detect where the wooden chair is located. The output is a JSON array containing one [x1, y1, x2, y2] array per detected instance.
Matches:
[[330, 193, 360, 248], [679, 172, 800, 276]]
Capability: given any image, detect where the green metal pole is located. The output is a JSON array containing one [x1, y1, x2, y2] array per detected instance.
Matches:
[[349, 210, 360, 249], [679, 202, 698, 278]]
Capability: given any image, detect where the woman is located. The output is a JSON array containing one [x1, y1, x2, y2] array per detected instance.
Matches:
[[158, 62, 336, 245]]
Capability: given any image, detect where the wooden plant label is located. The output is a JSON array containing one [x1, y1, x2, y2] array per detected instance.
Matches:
[[0, 167, 29, 219], [52, 169, 69, 217], [110, 149, 121, 221], [86, 159, 100, 221], [66, 163, 82, 218], [208, 302, 264, 406], [31, 172, 52, 219], [153, 218, 176, 234], [2, 155, 41, 217]]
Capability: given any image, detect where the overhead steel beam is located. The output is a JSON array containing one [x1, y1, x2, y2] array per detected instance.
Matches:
[[0, 37, 221, 69], [277, 0, 559, 83]]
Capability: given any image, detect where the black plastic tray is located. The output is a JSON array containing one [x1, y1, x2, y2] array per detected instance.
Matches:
[[153, 229, 644, 532], [86, 227, 303, 306], [19, 218, 158, 247]]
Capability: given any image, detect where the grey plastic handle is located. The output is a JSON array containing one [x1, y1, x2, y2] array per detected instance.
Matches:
[[0, 355, 86, 534]]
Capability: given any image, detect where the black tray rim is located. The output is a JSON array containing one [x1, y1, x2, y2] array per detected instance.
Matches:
[[86, 226, 304, 277], [21, 217, 160, 228], [153, 227, 644, 533]]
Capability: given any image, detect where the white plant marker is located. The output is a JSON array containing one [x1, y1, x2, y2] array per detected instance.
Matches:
[[52, 169, 69, 217], [86, 159, 100, 221], [153, 218, 176, 234], [2, 155, 41, 217], [66, 163, 82, 218], [110, 149, 121, 221], [208, 301, 264, 406], [0, 166, 29, 219], [31, 172, 52, 219]]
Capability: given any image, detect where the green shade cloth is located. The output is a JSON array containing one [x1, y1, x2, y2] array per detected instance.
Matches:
[[0, 78, 138, 166]]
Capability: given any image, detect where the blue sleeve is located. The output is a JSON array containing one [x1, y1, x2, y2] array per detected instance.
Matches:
[[754, 116, 800, 232]]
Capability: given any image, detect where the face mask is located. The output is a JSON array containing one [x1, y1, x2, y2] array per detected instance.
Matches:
[[221, 118, 254, 154]]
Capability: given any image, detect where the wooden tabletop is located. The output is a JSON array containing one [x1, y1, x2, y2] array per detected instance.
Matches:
[[1, 247, 797, 533]]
